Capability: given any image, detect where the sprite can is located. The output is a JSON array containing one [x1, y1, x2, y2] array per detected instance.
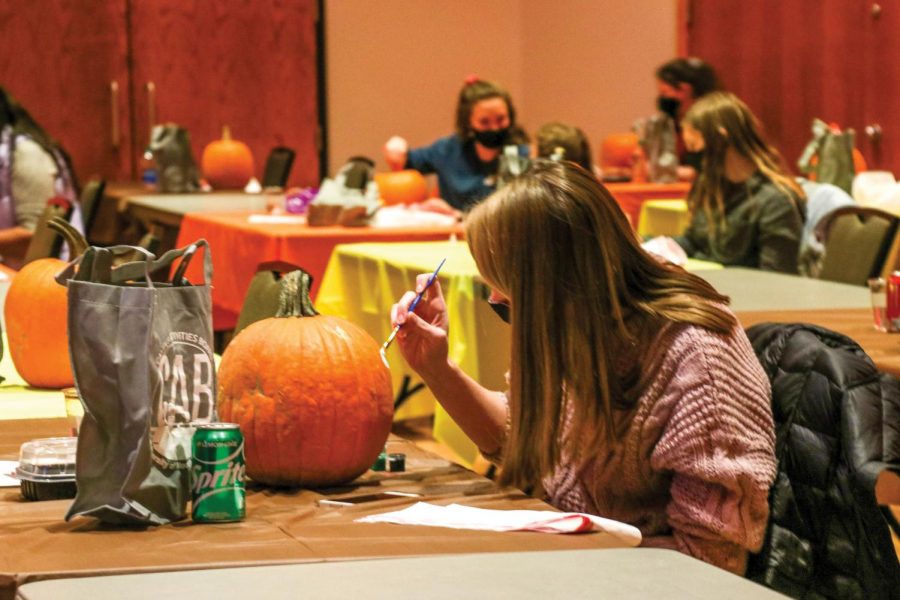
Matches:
[[191, 423, 246, 523]]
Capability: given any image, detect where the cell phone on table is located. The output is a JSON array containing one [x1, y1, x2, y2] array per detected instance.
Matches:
[[316, 491, 422, 507]]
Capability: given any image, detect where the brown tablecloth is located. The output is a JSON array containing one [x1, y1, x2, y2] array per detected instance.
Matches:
[[0, 419, 625, 599]]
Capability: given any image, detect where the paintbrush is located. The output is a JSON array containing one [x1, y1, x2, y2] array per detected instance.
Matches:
[[379, 258, 446, 367]]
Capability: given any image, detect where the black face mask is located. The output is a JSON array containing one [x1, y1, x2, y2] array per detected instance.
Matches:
[[473, 127, 510, 149], [488, 300, 510, 324], [657, 96, 680, 119]]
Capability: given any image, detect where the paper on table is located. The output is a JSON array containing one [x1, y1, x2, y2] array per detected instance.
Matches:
[[247, 214, 307, 225], [0, 461, 19, 487], [356, 502, 642, 545], [641, 236, 688, 266]]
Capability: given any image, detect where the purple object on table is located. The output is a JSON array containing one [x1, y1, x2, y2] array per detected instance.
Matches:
[[285, 187, 318, 214]]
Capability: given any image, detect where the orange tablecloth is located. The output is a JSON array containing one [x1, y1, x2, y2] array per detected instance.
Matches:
[[175, 212, 464, 330], [605, 182, 691, 230]]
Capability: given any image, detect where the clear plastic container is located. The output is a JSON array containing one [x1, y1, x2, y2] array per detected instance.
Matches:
[[16, 437, 77, 501]]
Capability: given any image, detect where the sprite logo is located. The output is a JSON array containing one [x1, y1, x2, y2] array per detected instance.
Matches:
[[192, 440, 246, 509]]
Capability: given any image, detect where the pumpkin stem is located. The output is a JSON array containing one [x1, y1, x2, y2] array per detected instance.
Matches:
[[276, 269, 319, 318], [222, 125, 232, 141], [47, 216, 88, 257]]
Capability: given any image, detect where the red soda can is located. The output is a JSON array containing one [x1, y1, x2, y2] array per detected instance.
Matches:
[[886, 272, 900, 332]]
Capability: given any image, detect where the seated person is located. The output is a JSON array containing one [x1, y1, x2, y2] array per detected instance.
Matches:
[[0, 88, 78, 268], [653, 57, 722, 181], [534, 121, 597, 175], [671, 92, 805, 273], [390, 159, 776, 575], [383, 77, 529, 217]]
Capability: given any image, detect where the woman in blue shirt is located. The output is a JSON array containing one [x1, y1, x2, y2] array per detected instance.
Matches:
[[384, 77, 529, 216]]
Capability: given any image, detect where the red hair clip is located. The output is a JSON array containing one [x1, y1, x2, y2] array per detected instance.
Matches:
[[464, 74, 480, 85]]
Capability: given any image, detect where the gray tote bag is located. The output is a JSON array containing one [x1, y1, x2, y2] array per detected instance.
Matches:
[[58, 240, 216, 525]]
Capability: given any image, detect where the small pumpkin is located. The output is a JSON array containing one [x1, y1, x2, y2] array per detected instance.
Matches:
[[374, 170, 428, 205], [600, 132, 639, 169], [217, 270, 393, 487], [201, 126, 255, 190], [4, 219, 86, 388]]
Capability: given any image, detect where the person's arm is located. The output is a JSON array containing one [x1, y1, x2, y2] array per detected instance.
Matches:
[[756, 192, 804, 273], [648, 326, 777, 575], [383, 136, 409, 171], [671, 208, 701, 256], [391, 275, 507, 455]]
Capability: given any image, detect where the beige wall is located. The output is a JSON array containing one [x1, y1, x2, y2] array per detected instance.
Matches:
[[326, 1, 676, 175]]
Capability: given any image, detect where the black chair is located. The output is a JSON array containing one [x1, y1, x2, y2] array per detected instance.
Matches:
[[261, 146, 296, 189], [78, 178, 106, 242], [22, 196, 73, 265]]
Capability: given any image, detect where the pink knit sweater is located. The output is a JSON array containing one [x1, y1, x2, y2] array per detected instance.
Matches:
[[498, 321, 777, 575]]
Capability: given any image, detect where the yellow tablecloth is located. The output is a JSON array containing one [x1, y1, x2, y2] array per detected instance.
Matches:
[[317, 240, 722, 468], [0, 336, 67, 421], [637, 199, 689, 238]]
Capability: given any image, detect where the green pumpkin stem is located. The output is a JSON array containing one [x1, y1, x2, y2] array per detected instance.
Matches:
[[47, 216, 88, 257], [276, 269, 319, 318]]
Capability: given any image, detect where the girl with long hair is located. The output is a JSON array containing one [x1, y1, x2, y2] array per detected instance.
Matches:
[[391, 160, 776, 575], [673, 92, 805, 272], [383, 77, 529, 216]]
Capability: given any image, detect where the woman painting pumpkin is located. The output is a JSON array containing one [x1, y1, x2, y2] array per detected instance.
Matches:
[[383, 77, 529, 217], [390, 160, 776, 575], [672, 92, 805, 273]]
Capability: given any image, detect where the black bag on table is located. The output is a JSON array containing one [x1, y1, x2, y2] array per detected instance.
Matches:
[[57, 240, 215, 525]]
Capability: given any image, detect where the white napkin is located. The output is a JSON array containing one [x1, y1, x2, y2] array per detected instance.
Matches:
[[0, 461, 19, 487], [247, 214, 307, 225], [356, 502, 642, 545], [641, 236, 688, 266], [370, 205, 459, 228]]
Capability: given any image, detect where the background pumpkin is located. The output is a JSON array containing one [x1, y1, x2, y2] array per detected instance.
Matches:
[[201, 125, 255, 190], [600, 131, 639, 169], [5, 257, 71, 388], [217, 270, 393, 487], [374, 170, 428, 205]]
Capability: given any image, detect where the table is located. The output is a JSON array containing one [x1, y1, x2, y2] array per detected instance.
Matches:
[[605, 182, 690, 230], [15, 548, 787, 600], [127, 193, 270, 251], [175, 212, 464, 331], [699, 268, 869, 312], [316, 241, 721, 466], [638, 199, 689, 238], [0, 419, 628, 599], [0, 335, 66, 422]]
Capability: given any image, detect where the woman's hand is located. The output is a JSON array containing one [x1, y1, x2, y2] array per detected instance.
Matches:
[[383, 136, 409, 171], [390, 274, 450, 377]]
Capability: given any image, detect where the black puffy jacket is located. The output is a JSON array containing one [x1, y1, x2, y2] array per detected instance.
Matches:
[[745, 323, 900, 600]]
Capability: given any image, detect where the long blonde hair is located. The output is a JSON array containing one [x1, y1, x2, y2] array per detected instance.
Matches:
[[684, 92, 803, 222], [465, 160, 736, 493]]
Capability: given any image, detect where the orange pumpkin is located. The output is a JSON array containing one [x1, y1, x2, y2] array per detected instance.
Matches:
[[217, 270, 393, 487], [375, 170, 428, 205], [4, 258, 72, 388], [201, 126, 255, 190], [600, 132, 639, 169]]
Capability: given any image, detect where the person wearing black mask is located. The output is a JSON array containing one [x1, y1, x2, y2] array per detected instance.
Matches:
[[384, 77, 529, 215], [654, 57, 722, 180]]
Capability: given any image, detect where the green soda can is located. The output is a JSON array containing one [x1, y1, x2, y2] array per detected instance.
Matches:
[[191, 423, 246, 523]]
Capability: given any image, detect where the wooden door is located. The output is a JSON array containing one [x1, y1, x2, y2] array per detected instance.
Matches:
[[685, 0, 869, 173], [0, 1, 132, 183], [129, 0, 320, 188]]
